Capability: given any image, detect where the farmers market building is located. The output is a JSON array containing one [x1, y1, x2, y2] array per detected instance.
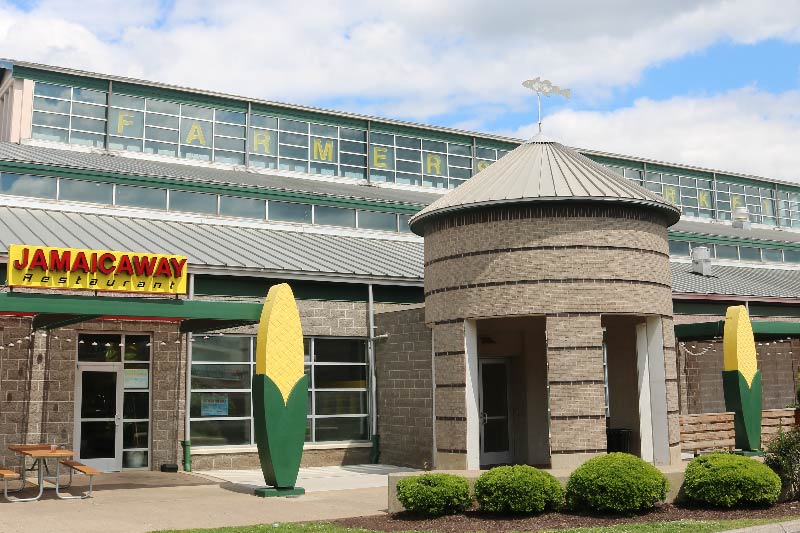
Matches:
[[0, 59, 798, 473]]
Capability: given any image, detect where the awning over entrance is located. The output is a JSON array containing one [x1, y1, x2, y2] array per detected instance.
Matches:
[[675, 320, 800, 341], [0, 292, 261, 333]]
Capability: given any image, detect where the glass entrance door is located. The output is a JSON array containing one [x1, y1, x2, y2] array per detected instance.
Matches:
[[76, 364, 124, 472], [479, 359, 513, 466]]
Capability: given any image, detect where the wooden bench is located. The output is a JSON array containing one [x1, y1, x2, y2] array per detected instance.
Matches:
[[680, 412, 736, 456], [58, 460, 100, 499], [0, 467, 23, 501]]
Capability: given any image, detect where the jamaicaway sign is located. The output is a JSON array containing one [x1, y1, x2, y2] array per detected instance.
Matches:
[[7, 245, 188, 295]]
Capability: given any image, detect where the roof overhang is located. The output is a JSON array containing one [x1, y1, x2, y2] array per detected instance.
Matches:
[[0, 292, 261, 333], [675, 320, 800, 341]]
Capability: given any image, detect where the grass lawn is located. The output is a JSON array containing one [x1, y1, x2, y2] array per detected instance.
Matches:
[[152, 516, 799, 533]]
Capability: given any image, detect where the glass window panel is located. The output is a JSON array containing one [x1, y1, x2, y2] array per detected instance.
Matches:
[[33, 96, 71, 114], [314, 339, 366, 363], [220, 196, 265, 219], [358, 210, 397, 231], [78, 334, 122, 362], [250, 128, 277, 155], [180, 145, 212, 161], [269, 201, 312, 223], [315, 206, 355, 227], [279, 131, 308, 147], [606, 166, 623, 176], [340, 127, 366, 142], [421, 139, 446, 153], [340, 140, 366, 154], [449, 143, 472, 156], [679, 176, 696, 187], [71, 116, 105, 133], [645, 172, 662, 183], [399, 214, 412, 233], [123, 421, 149, 449], [340, 153, 366, 167], [31, 125, 68, 142], [146, 113, 179, 129], [190, 419, 250, 446], [215, 123, 245, 138], [784, 250, 800, 263], [215, 110, 246, 125], [450, 178, 466, 188], [181, 105, 214, 121], [310, 162, 337, 176], [662, 174, 680, 185], [214, 136, 246, 152], [314, 365, 367, 389], [34, 82, 71, 100], [396, 159, 421, 173], [60, 179, 113, 204], [214, 150, 245, 165], [0, 173, 57, 199], [475, 147, 496, 159], [395, 136, 419, 149], [716, 245, 739, 260], [72, 88, 106, 105], [279, 159, 307, 172], [70, 130, 104, 148], [190, 392, 251, 418], [251, 115, 278, 129], [475, 160, 493, 174], [448, 154, 471, 168], [249, 154, 277, 169], [193, 336, 250, 363], [668, 240, 690, 257], [123, 392, 149, 419], [145, 141, 179, 157], [72, 102, 106, 119], [310, 137, 337, 163], [146, 126, 179, 143], [191, 364, 250, 389], [395, 172, 419, 186], [147, 99, 180, 115], [369, 132, 393, 145], [449, 166, 471, 180], [123, 450, 148, 469], [423, 175, 448, 188], [110, 94, 145, 110], [280, 119, 308, 134], [497, 150, 510, 158], [169, 190, 217, 214], [739, 247, 761, 262], [109, 136, 143, 152], [309, 123, 338, 137], [763, 248, 783, 262], [124, 335, 151, 361], [33, 111, 69, 129], [341, 166, 367, 179], [109, 108, 144, 138], [314, 417, 368, 442], [396, 148, 420, 161], [625, 168, 643, 181], [315, 391, 368, 415], [116, 185, 167, 210], [370, 145, 394, 170], [180, 119, 212, 147], [422, 152, 446, 176], [280, 145, 308, 159]]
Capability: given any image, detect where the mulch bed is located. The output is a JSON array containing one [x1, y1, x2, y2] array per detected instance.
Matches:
[[334, 502, 800, 532]]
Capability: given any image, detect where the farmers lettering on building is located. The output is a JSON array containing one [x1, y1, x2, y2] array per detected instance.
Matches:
[[7, 245, 188, 294]]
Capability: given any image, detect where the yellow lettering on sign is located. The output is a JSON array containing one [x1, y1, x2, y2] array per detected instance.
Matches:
[[762, 199, 774, 216], [185, 123, 207, 146], [373, 146, 388, 169], [698, 191, 711, 208], [426, 154, 442, 175], [252, 131, 273, 154], [476, 160, 491, 172], [116, 112, 134, 134], [731, 195, 743, 210], [663, 186, 677, 204], [313, 138, 334, 161]]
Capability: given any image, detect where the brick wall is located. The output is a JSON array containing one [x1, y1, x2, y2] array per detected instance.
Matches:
[[373, 305, 433, 468]]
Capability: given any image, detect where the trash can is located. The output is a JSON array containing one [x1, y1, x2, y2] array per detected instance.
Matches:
[[607, 428, 632, 453]]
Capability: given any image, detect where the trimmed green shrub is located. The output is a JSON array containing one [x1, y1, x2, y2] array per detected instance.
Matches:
[[565, 453, 668, 514], [683, 453, 781, 508], [765, 427, 800, 501], [395, 473, 472, 516], [474, 465, 564, 514]]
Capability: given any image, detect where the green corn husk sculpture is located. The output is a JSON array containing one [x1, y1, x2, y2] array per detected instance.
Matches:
[[252, 283, 307, 497], [722, 305, 762, 452]]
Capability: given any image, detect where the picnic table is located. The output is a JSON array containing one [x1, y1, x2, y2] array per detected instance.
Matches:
[[4, 444, 97, 501]]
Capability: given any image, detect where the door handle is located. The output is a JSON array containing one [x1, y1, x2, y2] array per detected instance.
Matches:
[[481, 412, 488, 425], [114, 417, 122, 427]]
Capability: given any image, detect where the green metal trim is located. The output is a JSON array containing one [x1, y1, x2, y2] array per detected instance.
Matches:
[[669, 231, 800, 251], [179, 318, 258, 334], [112, 81, 248, 112], [13, 66, 109, 92], [0, 292, 262, 321], [370, 122, 474, 145], [673, 301, 732, 316], [31, 313, 100, 331], [644, 162, 713, 180], [250, 103, 367, 129], [0, 160, 425, 214], [716, 173, 770, 188], [371, 285, 424, 304], [477, 139, 521, 151], [194, 276, 369, 301], [584, 154, 645, 171], [675, 320, 800, 340]]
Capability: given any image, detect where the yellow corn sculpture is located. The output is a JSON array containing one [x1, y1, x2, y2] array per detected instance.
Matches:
[[252, 283, 307, 496], [722, 305, 762, 451]]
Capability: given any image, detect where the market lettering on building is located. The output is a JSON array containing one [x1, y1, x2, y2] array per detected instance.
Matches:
[[7, 245, 188, 294]]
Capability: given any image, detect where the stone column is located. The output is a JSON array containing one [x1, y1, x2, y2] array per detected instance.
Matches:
[[431, 321, 468, 469]]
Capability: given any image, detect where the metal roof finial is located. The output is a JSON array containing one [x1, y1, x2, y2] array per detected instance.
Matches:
[[522, 77, 570, 135]]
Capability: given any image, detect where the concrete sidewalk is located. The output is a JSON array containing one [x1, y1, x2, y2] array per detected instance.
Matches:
[[0, 471, 387, 533], [725, 520, 800, 532]]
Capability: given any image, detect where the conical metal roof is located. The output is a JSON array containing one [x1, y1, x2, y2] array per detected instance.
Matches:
[[409, 135, 681, 234]]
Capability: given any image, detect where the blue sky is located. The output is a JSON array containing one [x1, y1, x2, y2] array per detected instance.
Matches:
[[0, 0, 799, 181]]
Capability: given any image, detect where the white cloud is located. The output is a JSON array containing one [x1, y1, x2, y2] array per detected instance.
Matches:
[[517, 87, 800, 182]]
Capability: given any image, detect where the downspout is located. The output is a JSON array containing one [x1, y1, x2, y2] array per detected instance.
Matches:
[[182, 273, 195, 472], [368, 284, 379, 463]]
